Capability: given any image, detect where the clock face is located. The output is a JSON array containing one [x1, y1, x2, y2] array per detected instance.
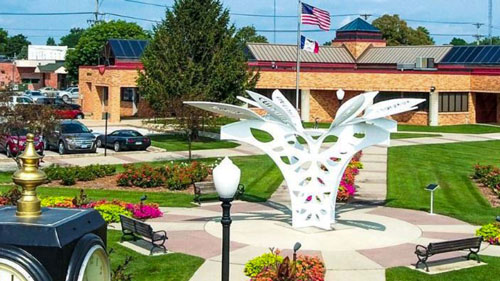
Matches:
[[0, 258, 34, 281], [77, 245, 111, 281]]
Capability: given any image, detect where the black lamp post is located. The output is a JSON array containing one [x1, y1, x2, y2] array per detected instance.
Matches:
[[336, 89, 345, 106], [213, 157, 241, 281]]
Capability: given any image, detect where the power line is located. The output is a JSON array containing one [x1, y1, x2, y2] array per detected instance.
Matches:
[[104, 12, 160, 23], [124, 0, 168, 8], [0, 12, 94, 16], [0, 27, 71, 31]]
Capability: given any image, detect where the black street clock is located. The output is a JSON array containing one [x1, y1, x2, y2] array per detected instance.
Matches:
[[0, 206, 109, 281]]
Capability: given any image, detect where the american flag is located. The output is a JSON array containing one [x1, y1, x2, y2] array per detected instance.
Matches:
[[301, 2, 331, 31]]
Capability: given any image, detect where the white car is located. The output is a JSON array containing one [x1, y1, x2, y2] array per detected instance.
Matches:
[[58, 87, 79, 102], [39, 87, 59, 97], [0, 96, 34, 108]]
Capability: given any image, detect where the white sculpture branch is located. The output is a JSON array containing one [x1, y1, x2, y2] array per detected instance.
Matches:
[[185, 90, 424, 230]]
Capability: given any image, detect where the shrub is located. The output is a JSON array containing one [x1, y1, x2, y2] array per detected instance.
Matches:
[[41, 196, 75, 208], [117, 161, 212, 190], [94, 204, 132, 223], [0, 187, 22, 206], [473, 164, 496, 179], [249, 249, 325, 281], [44, 164, 116, 185], [244, 252, 284, 278], [476, 223, 500, 245]]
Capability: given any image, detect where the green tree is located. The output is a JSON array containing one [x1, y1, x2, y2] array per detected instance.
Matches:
[[450, 37, 468, 45], [372, 14, 434, 46], [323, 41, 332, 46], [46, 37, 56, 46], [0, 28, 8, 55], [137, 0, 258, 158], [479, 36, 500, 45], [65, 21, 149, 81], [4, 34, 30, 58], [60, 28, 86, 48], [235, 26, 268, 45]]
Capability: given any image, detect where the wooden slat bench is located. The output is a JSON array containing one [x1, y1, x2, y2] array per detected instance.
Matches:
[[119, 215, 168, 255], [193, 181, 245, 205], [415, 237, 482, 272]]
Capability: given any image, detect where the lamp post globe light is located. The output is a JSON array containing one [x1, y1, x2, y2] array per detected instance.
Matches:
[[213, 157, 241, 281], [336, 88, 345, 105]]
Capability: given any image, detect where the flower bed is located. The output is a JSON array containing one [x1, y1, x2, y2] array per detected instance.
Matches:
[[473, 164, 500, 197], [117, 161, 213, 190], [245, 249, 325, 281], [476, 222, 500, 245], [336, 151, 363, 202], [44, 164, 116, 186], [0, 188, 162, 223]]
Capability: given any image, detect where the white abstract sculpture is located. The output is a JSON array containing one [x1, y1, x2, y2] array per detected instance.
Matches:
[[185, 90, 424, 230]]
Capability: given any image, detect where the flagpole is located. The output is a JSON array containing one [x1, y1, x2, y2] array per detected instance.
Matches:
[[295, 0, 301, 111]]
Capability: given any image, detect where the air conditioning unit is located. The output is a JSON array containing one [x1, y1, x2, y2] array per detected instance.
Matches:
[[416, 57, 427, 69]]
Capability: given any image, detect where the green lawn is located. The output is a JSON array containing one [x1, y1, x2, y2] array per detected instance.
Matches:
[[150, 134, 239, 151], [387, 141, 500, 225], [108, 230, 204, 281], [0, 155, 283, 206], [398, 124, 500, 134], [387, 255, 500, 281]]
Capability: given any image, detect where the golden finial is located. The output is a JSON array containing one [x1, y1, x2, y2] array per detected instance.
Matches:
[[12, 133, 46, 217]]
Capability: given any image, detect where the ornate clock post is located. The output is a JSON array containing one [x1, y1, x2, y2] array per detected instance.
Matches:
[[0, 134, 111, 281]]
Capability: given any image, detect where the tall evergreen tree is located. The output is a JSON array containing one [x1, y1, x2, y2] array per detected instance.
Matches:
[[46, 37, 56, 46], [138, 0, 258, 154]]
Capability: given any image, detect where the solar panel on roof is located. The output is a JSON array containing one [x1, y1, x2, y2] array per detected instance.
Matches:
[[108, 39, 148, 59], [441, 46, 500, 65]]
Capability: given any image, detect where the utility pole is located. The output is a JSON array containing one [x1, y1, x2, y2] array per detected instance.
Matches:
[[488, 0, 493, 44], [473, 22, 485, 45], [360, 14, 372, 21], [274, 0, 277, 43], [95, 0, 99, 23]]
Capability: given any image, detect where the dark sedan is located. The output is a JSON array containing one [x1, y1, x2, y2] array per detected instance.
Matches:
[[95, 130, 151, 152]]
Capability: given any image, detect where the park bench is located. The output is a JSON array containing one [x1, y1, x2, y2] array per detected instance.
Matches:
[[193, 181, 245, 205], [415, 237, 482, 272], [119, 215, 167, 255]]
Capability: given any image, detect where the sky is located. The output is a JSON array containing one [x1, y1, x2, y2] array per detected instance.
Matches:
[[0, 0, 499, 45]]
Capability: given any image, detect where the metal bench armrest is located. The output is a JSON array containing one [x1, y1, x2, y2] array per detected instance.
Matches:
[[415, 244, 428, 255]]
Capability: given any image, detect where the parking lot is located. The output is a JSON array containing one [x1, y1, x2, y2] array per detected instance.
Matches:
[[0, 125, 164, 161]]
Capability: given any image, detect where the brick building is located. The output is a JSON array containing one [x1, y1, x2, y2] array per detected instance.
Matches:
[[80, 19, 500, 124], [247, 18, 500, 125], [79, 39, 147, 122]]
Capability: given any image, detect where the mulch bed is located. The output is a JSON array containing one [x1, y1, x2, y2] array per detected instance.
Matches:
[[472, 179, 500, 207], [41, 175, 195, 194]]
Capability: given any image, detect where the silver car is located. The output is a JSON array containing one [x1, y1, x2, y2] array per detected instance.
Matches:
[[58, 87, 79, 102]]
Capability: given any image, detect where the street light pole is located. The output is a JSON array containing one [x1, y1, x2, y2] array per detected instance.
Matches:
[[213, 157, 241, 281], [220, 198, 232, 281]]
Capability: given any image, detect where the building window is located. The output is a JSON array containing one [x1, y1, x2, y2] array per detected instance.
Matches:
[[121, 87, 138, 102], [252, 89, 301, 108], [375, 92, 429, 111], [439, 93, 468, 112], [21, 78, 40, 84]]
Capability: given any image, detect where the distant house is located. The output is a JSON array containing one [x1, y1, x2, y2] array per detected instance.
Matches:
[[80, 19, 500, 125], [79, 39, 148, 122], [1, 45, 69, 91]]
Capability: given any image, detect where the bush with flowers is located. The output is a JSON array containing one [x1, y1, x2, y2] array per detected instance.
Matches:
[[328, 152, 362, 202], [247, 248, 325, 281], [117, 161, 212, 190], [473, 164, 500, 197], [476, 222, 500, 245]]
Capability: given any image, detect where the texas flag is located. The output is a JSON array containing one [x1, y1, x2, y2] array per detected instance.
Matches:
[[300, 35, 319, 53]]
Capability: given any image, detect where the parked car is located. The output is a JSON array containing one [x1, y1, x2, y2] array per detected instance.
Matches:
[[1, 96, 34, 108], [0, 128, 44, 157], [39, 87, 59, 97], [36, 97, 84, 119], [45, 120, 96, 155], [58, 87, 79, 102], [24, 90, 46, 102], [96, 130, 151, 152]]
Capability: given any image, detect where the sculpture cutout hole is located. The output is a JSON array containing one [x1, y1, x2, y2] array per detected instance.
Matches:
[[287, 141, 295, 145], [250, 128, 274, 143], [296, 135, 306, 144], [273, 146, 284, 152], [324, 135, 338, 142], [280, 156, 291, 165], [318, 162, 329, 172], [317, 177, 325, 185], [354, 133, 366, 139]]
